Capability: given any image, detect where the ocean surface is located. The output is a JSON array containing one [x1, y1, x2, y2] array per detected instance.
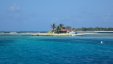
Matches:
[[0, 33, 113, 64]]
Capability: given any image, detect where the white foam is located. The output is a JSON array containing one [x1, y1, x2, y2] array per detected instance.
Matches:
[[100, 41, 103, 44]]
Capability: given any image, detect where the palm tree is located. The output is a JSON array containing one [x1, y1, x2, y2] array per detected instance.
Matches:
[[51, 23, 56, 32], [56, 26, 61, 33], [59, 24, 64, 29]]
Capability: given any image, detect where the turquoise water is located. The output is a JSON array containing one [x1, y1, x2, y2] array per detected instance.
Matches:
[[0, 34, 113, 64]]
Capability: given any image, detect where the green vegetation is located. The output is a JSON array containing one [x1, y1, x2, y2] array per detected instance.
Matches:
[[51, 24, 73, 33], [76, 27, 113, 31], [51, 24, 113, 32]]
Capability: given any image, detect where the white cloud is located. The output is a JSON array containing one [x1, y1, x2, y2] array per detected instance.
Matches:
[[9, 3, 20, 12]]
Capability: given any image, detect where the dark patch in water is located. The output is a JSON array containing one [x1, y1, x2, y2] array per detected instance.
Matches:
[[39, 39, 69, 42], [0, 39, 15, 46]]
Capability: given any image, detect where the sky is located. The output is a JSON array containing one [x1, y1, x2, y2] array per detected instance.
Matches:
[[0, 0, 113, 31]]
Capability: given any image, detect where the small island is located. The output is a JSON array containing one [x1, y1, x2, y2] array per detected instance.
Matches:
[[32, 24, 84, 36]]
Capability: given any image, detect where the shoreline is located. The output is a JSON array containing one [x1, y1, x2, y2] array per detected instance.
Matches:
[[0, 31, 113, 36], [32, 33, 84, 36]]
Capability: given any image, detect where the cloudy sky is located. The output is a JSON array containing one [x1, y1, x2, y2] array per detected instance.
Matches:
[[0, 0, 113, 31]]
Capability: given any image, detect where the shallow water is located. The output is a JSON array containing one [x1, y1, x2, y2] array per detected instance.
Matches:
[[0, 33, 113, 64]]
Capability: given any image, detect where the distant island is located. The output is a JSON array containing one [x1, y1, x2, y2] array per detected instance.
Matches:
[[50, 23, 113, 33], [76, 27, 113, 31]]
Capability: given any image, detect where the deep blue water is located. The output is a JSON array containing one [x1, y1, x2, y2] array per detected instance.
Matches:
[[0, 34, 113, 64]]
